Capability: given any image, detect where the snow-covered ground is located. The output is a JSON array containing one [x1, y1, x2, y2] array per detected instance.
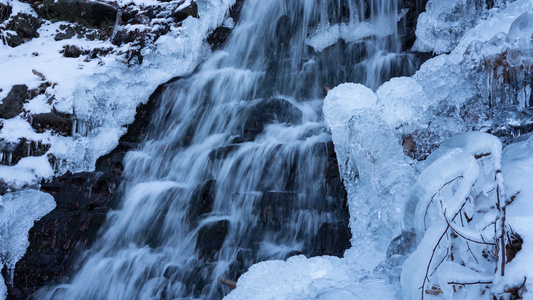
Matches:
[[226, 0, 533, 299], [0, 0, 235, 189]]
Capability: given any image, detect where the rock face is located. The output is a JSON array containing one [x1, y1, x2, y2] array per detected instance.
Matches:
[[37, 0, 117, 29]]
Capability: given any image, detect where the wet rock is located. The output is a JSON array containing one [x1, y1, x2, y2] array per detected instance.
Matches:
[[275, 15, 291, 50], [243, 98, 302, 140], [31, 112, 72, 135], [0, 84, 28, 119], [172, 1, 198, 23], [207, 26, 232, 51], [6, 13, 41, 41], [256, 191, 297, 230], [208, 144, 239, 160], [196, 219, 230, 260], [37, 0, 117, 29], [0, 3, 12, 23], [229, 0, 245, 20], [400, 0, 429, 50], [63, 45, 82, 58], [8, 171, 122, 298], [188, 179, 216, 224], [311, 222, 351, 257]]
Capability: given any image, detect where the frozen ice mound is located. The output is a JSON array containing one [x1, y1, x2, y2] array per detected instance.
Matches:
[[224, 255, 398, 300]]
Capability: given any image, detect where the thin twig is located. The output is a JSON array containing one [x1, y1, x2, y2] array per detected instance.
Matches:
[[447, 281, 492, 285], [422, 225, 450, 300]]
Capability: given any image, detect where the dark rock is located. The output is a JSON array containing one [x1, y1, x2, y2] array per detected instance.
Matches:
[[54, 25, 76, 41], [188, 179, 216, 224], [208, 144, 239, 160], [206, 26, 232, 51], [0, 3, 12, 23], [172, 1, 198, 23], [243, 98, 302, 140], [6, 13, 41, 40], [8, 171, 122, 298], [3, 32, 24, 47], [256, 191, 297, 230], [112, 29, 137, 46], [196, 219, 230, 260], [229, 0, 245, 21], [63, 45, 82, 58], [275, 15, 291, 51], [400, 0, 429, 50], [1, 139, 51, 166], [0, 84, 28, 119], [386, 231, 417, 257], [37, 0, 117, 29], [311, 222, 352, 257], [31, 112, 72, 135]]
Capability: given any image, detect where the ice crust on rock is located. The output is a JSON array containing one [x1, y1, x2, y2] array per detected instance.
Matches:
[[0, 190, 56, 298]]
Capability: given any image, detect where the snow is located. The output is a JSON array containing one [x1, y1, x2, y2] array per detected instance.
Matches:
[[0, 190, 56, 297], [0, 0, 236, 187]]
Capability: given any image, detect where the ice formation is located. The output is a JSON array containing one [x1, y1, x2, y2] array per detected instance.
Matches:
[[228, 0, 533, 299], [0, 190, 56, 299]]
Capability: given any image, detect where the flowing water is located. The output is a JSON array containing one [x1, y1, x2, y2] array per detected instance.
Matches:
[[37, 0, 420, 299]]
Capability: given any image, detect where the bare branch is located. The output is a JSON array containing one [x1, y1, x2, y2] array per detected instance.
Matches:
[[421, 225, 450, 300], [447, 281, 492, 285]]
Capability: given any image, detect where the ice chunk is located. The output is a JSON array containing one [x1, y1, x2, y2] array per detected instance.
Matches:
[[413, 0, 485, 54], [0, 190, 55, 296], [376, 77, 427, 127]]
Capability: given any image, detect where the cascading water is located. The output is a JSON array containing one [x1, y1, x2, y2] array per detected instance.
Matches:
[[36, 0, 420, 299]]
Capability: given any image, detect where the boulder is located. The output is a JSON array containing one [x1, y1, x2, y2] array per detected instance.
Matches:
[[188, 179, 216, 224], [243, 98, 302, 140], [3, 32, 24, 47], [54, 25, 76, 41], [0, 84, 28, 119], [63, 45, 82, 58], [196, 219, 230, 260], [6, 13, 40, 40]]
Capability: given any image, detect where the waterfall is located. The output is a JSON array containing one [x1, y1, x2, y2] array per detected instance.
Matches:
[[36, 0, 418, 299]]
